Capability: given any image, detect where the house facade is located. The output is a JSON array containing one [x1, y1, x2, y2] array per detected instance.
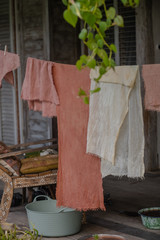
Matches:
[[0, 0, 159, 172]]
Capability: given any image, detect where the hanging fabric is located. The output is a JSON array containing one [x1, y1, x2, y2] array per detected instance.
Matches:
[[87, 66, 145, 178], [21, 57, 59, 117], [53, 63, 105, 211], [0, 50, 20, 88], [142, 64, 160, 111]]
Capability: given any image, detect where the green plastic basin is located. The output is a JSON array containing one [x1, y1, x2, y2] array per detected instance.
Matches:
[[138, 207, 160, 229], [25, 195, 82, 237]]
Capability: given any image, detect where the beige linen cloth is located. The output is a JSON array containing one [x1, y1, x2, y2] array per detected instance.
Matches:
[[87, 66, 145, 178], [142, 64, 160, 111]]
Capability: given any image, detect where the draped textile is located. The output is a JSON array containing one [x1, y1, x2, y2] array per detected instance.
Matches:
[[87, 66, 145, 178], [21, 57, 59, 117], [53, 63, 105, 211], [0, 50, 20, 88], [142, 64, 160, 111]]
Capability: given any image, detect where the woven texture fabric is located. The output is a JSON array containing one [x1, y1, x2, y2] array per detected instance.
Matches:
[[87, 66, 145, 178], [53, 63, 105, 211], [21, 57, 59, 117], [0, 50, 20, 87], [142, 64, 160, 111], [87, 66, 136, 165]]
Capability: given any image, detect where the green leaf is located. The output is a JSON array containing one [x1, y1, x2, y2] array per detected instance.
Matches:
[[121, 0, 128, 6], [95, 33, 101, 42], [134, 0, 140, 6], [87, 58, 96, 68], [97, 39, 104, 48], [95, 8, 102, 20], [97, 0, 104, 7], [114, 15, 124, 27], [90, 87, 101, 94], [97, 49, 108, 60], [106, 7, 116, 19], [106, 18, 112, 28], [62, 0, 68, 6], [103, 55, 109, 67], [70, 2, 81, 18], [93, 235, 99, 240], [129, 0, 135, 7], [128, 0, 139, 7], [82, 12, 96, 27], [90, 0, 97, 5], [109, 58, 116, 68], [83, 96, 89, 104], [88, 32, 93, 40], [70, 5, 77, 16], [110, 44, 117, 53], [76, 59, 83, 70], [63, 9, 78, 27], [99, 66, 107, 75], [99, 21, 107, 32], [78, 88, 87, 96], [79, 28, 87, 40], [80, 54, 88, 64], [87, 40, 98, 50]]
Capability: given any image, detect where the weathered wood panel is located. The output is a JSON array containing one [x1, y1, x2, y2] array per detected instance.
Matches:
[[0, 0, 17, 145], [152, 0, 160, 169], [49, 0, 81, 137], [17, 0, 51, 143], [136, 0, 157, 171], [49, 0, 81, 64]]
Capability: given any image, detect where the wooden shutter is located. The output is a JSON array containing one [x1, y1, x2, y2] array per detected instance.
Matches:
[[0, 0, 17, 145], [16, 0, 52, 143]]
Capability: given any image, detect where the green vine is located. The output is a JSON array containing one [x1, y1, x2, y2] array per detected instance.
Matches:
[[0, 225, 42, 240], [62, 0, 140, 103]]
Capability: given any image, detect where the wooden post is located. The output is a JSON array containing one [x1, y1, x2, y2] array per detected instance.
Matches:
[[0, 170, 13, 222], [136, 0, 157, 171]]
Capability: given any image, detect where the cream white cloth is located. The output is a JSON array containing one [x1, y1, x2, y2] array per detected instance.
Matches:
[[87, 66, 145, 178]]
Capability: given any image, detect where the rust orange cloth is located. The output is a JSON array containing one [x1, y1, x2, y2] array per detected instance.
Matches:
[[53, 63, 105, 211], [21, 57, 59, 117], [142, 64, 160, 111], [0, 50, 20, 88]]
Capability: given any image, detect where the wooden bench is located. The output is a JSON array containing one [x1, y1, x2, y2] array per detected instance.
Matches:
[[0, 138, 58, 223]]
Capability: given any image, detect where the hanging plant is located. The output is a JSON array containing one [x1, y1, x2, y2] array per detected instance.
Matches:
[[62, 0, 140, 103]]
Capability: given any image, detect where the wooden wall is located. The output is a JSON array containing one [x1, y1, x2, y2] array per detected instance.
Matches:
[[15, 0, 80, 143], [49, 0, 80, 64], [136, 0, 158, 171], [16, 0, 52, 143]]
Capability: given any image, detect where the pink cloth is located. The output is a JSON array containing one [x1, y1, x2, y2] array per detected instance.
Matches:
[[21, 57, 59, 117], [0, 50, 20, 88], [53, 63, 105, 211], [142, 64, 160, 111]]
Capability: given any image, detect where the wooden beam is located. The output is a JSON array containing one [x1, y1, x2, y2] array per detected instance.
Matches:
[[7, 138, 57, 149], [136, 0, 157, 171], [0, 144, 58, 158]]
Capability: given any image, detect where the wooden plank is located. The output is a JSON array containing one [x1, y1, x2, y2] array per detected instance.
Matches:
[[136, 0, 157, 171], [0, 144, 58, 158], [8, 138, 57, 149], [13, 170, 57, 188]]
